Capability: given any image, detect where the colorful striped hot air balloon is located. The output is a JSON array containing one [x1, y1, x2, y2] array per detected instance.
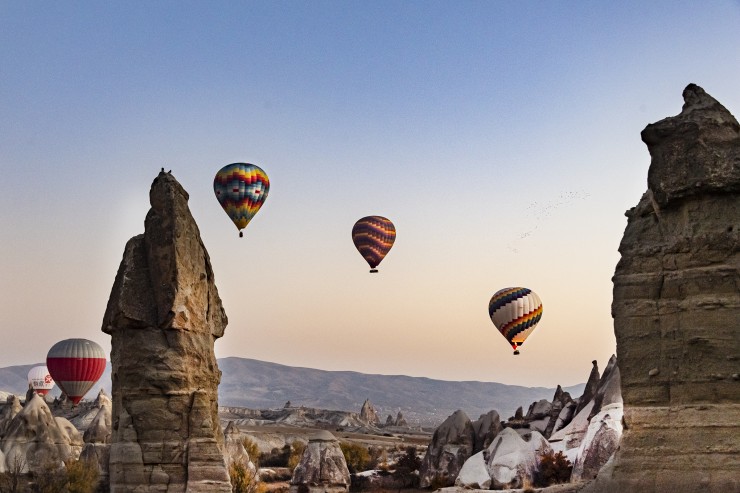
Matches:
[[213, 163, 270, 237], [27, 365, 55, 396], [46, 339, 106, 405], [351, 216, 396, 273], [488, 287, 543, 355]]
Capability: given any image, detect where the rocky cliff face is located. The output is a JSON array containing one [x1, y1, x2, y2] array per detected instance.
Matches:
[[102, 171, 231, 492], [589, 84, 739, 492]]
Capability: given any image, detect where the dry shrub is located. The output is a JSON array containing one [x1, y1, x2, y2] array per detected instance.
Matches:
[[339, 442, 370, 474], [241, 437, 261, 467], [534, 450, 572, 487], [287, 442, 306, 471], [64, 458, 99, 493], [230, 461, 262, 493]]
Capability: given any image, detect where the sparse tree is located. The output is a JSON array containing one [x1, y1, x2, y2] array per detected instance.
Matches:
[[229, 461, 260, 493], [339, 442, 370, 474], [0, 453, 27, 493]]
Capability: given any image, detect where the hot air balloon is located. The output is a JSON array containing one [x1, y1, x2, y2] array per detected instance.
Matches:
[[351, 216, 396, 273], [488, 287, 543, 355], [46, 338, 106, 405], [27, 365, 55, 396], [213, 163, 270, 237]]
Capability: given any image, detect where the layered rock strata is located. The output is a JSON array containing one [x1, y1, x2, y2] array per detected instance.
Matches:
[[588, 84, 739, 492], [102, 171, 231, 492]]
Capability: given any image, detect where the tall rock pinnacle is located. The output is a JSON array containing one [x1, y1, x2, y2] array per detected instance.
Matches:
[[586, 85, 739, 491], [102, 171, 231, 492]]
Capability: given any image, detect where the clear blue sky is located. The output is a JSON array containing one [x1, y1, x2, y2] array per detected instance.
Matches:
[[1, 1, 738, 387]]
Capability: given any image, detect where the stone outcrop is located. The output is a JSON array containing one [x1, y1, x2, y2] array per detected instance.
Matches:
[[359, 399, 380, 426], [484, 428, 551, 490], [419, 409, 475, 488], [0, 393, 82, 472], [472, 410, 503, 453], [543, 385, 575, 438], [385, 414, 394, 426], [395, 411, 408, 427], [79, 390, 113, 481], [587, 84, 740, 492], [290, 430, 350, 493], [102, 170, 231, 492], [0, 395, 22, 437], [576, 361, 600, 415]]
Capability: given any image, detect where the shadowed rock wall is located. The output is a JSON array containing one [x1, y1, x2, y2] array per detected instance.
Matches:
[[102, 171, 231, 492], [587, 85, 739, 492]]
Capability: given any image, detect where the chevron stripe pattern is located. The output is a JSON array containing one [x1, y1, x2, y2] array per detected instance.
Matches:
[[214, 163, 270, 231], [351, 216, 396, 270], [488, 287, 543, 346]]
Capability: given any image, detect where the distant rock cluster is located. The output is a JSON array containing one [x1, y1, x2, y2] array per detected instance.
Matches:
[[418, 355, 622, 489], [0, 390, 111, 478]]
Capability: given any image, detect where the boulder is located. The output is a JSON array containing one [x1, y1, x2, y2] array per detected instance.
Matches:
[[572, 403, 623, 482], [419, 409, 475, 488], [102, 170, 231, 492], [584, 84, 740, 492], [484, 428, 551, 489], [454, 451, 491, 490], [472, 410, 503, 453], [290, 431, 350, 493]]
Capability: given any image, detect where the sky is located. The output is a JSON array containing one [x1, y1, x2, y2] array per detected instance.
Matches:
[[1, 1, 739, 388]]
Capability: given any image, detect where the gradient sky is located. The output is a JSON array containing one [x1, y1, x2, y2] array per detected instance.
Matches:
[[1, 1, 739, 388]]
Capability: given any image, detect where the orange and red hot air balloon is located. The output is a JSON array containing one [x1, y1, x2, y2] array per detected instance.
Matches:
[[46, 338, 106, 405]]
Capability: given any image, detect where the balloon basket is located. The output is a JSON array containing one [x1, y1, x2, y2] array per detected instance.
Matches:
[[369, 269, 378, 273], [513, 350, 520, 355], [239, 231, 243, 238]]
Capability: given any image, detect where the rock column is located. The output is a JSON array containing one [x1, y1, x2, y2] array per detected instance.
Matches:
[[102, 171, 231, 492], [588, 85, 739, 492]]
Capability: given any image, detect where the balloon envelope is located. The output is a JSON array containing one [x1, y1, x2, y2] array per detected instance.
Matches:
[[27, 365, 55, 396], [46, 339, 106, 405], [488, 287, 543, 351], [213, 163, 270, 235], [351, 216, 396, 272]]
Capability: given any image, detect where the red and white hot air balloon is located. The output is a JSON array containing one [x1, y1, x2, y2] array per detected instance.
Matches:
[[27, 365, 55, 396], [46, 338, 106, 405]]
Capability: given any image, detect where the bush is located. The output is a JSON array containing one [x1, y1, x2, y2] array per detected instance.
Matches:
[[0, 454, 27, 493], [65, 458, 100, 493], [394, 446, 421, 473], [260, 446, 291, 468], [241, 437, 261, 467], [229, 461, 260, 493], [533, 450, 572, 487], [339, 442, 370, 474], [287, 441, 306, 471]]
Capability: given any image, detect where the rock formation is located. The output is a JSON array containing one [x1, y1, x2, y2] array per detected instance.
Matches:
[[0, 395, 21, 437], [0, 393, 82, 472], [418, 409, 475, 488], [359, 399, 380, 426], [576, 361, 600, 415], [543, 385, 575, 438], [385, 414, 394, 426], [290, 430, 350, 493], [471, 410, 503, 453], [102, 170, 231, 492], [482, 428, 551, 490], [587, 84, 739, 492], [395, 411, 408, 427], [79, 390, 113, 482]]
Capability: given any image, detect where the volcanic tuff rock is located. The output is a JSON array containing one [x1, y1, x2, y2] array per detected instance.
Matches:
[[102, 171, 231, 492], [0, 393, 82, 472], [79, 390, 113, 481], [290, 431, 350, 493], [419, 409, 476, 488], [359, 398, 381, 425], [586, 84, 740, 492], [472, 410, 503, 454]]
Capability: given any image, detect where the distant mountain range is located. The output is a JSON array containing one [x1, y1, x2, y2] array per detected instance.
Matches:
[[1, 357, 585, 426]]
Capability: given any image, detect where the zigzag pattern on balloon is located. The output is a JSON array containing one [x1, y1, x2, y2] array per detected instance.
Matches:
[[488, 287, 532, 316], [214, 163, 270, 231], [352, 216, 396, 269], [501, 305, 543, 342]]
